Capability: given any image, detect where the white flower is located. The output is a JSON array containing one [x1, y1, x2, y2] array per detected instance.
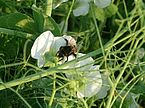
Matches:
[[73, 0, 112, 16], [31, 31, 108, 98], [94, 0, 111, 8], [31, 31, 68, 67], [96, 72, 110, 99], [63, 53, 103, 98], [77, 65, 102, 98], [73, 0, 90, 16]]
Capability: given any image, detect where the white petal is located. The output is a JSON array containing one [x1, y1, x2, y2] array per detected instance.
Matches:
[[136, 48, 145, 59], [31, 31, 54, 67], [94, 0, 111, 8], [65, 53, 94, 71], [77, 65, 102, 98], [96, 73, 110, 99], [50, 37, 67, 55], [31, 31, 54, 59], [73, 0, 89, 16], [37, 56, 45, 67]]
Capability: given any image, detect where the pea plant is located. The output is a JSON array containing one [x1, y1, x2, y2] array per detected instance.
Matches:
[[0, 0, 145, 108]]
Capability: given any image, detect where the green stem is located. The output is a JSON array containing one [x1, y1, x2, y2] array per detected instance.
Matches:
[[0, 27, 33, 39], [44, 0, 53, 17], [49, 74, 56, 107], [9, 88, 32, 108], [0, 62, 24, 69], [90, 4, 105, 57], [23, 40, 31, 63], [80, 98, 88, 108], [0, 48, 102, 91], [106, 37, 141, 108], [61, 0, 75, 33]]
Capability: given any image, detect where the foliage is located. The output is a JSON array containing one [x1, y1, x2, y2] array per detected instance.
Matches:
[[0, 0, 145, 108]]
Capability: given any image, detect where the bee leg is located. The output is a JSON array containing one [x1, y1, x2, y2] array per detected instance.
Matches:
[[65, 56, 68, 62], [73, 53, 77, 58], [63, 38, 68, 45]]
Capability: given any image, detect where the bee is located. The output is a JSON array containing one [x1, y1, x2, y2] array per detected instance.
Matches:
[[56, 36, 77, 62]]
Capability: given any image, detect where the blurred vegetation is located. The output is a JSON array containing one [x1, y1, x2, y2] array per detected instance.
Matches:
[[0, 0, 145, 108]]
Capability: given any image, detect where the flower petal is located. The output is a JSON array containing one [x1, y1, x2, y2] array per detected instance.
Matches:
[[96, 72, 110, 99], [37, 56, 45, 67], [65, 53, 94, 71], [31, 31, 54, 67], [64, 53, 94, 79], [73, 0, 89, 16], [50, 37, 67, 55], [94, 0, 111, 8], [77, 65, 102, 98]]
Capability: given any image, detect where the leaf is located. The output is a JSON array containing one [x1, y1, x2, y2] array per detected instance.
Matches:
[[131, 81, 145, 94], [32, 4, 44, 33], [94, 0, 111, 8], [43, 17, 61, 35], [114, 91, 139, 108], [0, 12, 35, 34], [73, 0, 89, 16], [0, 0, 17, 13], [53, 0, 68, 9]]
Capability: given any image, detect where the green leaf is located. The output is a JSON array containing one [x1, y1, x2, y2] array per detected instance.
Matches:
[[114, 91, 139, 108], [0, 12, 35, 34], [32, 4, 44, 33], [43, 16, 61, 35], [0, 0, 17, 13], [104, 3, 118, 17], [131, 81, 145, 94]]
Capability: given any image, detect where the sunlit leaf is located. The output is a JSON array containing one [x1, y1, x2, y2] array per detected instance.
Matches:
[[0, 13, 35, 34]]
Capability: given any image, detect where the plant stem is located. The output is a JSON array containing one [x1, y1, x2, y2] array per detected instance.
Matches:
[[90, 3, 105, 57], [61, 0, 75, 33], [106, 37, 141, 108], [10, 88, 32, 108], [0, 48, 102, 91], [44, 0, 53, 17], [0, 28, 33, 39], [49, 74, 56, 107]]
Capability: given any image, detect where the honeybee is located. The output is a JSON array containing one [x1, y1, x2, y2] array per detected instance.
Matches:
[[56, 36, 77, 62]]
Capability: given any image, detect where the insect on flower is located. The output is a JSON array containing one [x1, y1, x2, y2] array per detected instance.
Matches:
[[56, 36, 77, 62]]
